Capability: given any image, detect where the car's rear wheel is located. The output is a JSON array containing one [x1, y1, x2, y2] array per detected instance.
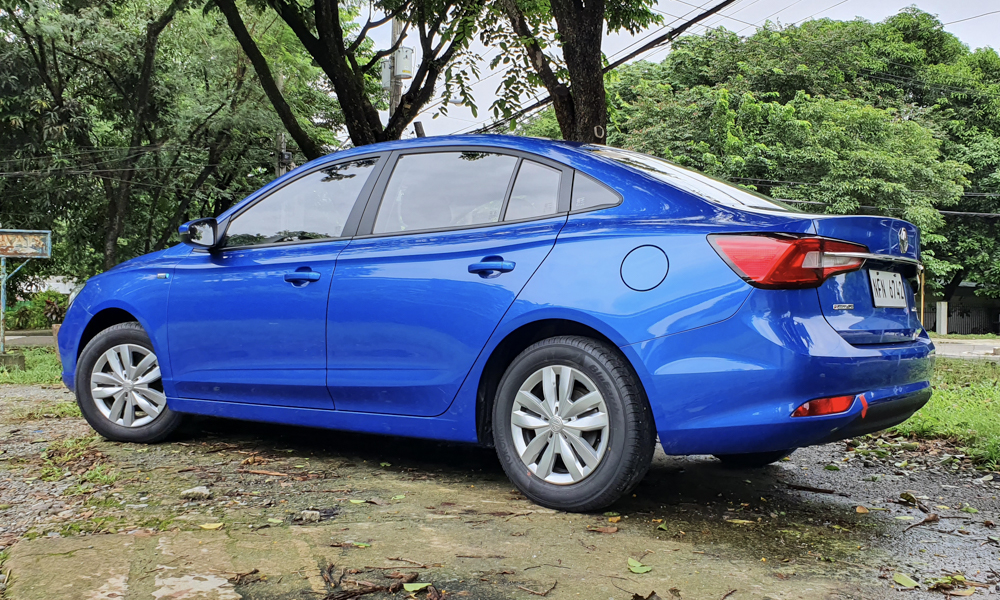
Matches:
[[714, 449, 794, 468], [492, 336, 655, 512], [75, 322, 181, 443]]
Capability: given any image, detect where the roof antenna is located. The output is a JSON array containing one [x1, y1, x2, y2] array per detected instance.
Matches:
[[414, 122, 426, 138]]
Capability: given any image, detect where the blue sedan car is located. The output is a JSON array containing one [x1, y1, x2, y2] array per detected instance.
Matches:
[[58, 135, 933, 511]]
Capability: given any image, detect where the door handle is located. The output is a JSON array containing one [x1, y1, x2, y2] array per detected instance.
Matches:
[[284, 270, 321, 284], [468, 257, 515, 278]]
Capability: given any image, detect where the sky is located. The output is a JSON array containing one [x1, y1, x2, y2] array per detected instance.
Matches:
[[370, 0, 1000, 139]]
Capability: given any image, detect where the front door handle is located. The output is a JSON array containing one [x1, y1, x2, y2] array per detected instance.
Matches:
[[284, 270, 321, 284], [468, 256, 515, 278]]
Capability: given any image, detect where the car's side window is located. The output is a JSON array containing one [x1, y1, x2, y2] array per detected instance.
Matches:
[[571, 172, 621, 211], [225, 158, 379, 247], [504, 160, 561, 222], [373, 151, 518, 234]]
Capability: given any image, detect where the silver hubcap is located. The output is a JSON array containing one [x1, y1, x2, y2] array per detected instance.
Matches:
[[90, 344, 165, 428], [511, 365, 610, 485]]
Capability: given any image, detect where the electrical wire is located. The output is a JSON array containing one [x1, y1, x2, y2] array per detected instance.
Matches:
[[943, 9, 1000, 26]]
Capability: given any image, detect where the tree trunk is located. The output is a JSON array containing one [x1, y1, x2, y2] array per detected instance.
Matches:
[[101, 0, 186, 270], [942, 269, 965, 304]]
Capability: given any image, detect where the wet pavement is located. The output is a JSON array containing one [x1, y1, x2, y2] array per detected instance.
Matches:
[[2, 383, 999, 599]]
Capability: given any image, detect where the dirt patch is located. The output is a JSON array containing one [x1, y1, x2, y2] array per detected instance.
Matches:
[[2, 383, 999, 599]]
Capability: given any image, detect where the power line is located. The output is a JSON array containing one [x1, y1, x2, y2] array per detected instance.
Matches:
[[943, 9, 1000, 26]]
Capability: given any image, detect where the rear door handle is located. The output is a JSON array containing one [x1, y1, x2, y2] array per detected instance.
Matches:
[[468, 257, 515, 278], [284, 270, 321, 283]]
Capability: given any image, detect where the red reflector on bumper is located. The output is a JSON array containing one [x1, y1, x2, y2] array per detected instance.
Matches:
[[792, 395, 855, 417]]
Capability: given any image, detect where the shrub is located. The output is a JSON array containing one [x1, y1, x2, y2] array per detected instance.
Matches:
[[3, 290, 68, 329]]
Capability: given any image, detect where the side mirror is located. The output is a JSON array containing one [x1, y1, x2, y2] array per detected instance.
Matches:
[[179, 218, 219, 249]]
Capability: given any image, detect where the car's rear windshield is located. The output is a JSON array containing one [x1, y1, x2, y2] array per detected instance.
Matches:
[[584, 146, 795, 212]]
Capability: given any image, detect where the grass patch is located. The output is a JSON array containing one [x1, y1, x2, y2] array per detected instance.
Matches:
[[82, 463, 118, 485], [893, 358, 1000, 464], [928, 332, 999, 340], [0, 347, 63, 385], [10, 400, 81, 422], [38, 436, 100, 481]]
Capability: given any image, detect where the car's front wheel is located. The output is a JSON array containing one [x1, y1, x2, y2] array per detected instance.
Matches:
[[492, 336, 655, 512], [75, 322, 182, 443]]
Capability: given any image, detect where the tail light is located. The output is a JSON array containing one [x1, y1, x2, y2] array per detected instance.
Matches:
[[791, 395, 855, 417], [709, 234, 867, 289]]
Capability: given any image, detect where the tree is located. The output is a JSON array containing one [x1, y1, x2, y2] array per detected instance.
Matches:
[[536, 8, 1000, 297], [484, 0, 739, 143], [215, 0, 485, 149], [0, 0, 340, 289]]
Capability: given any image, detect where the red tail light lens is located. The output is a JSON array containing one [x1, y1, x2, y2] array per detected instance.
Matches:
[[709, 234, 867, 288], [791, 395, 855, 417]]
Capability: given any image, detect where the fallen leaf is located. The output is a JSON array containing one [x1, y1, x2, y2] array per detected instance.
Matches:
[[380, 462, 391, 468], [628, 557, 652, 574], [587, 526, 618, 534], [962, 506, 980, 514], [403, 582, 431, 592], [350, 499, 365, 504], [240, 469, 288, 477], [267, 518, 283, 524], [894, 516, 914, 520], [608, 516, 621, 523], [199, 523, 223, 530], [824, 465, 840, 471], [657, 523, 669, 531], [856, 506, 869, 514], [392, 495, 405, 500], [893, 573, 919, 588], [949, 588, 975, 596], [725, 519, 754, 525]]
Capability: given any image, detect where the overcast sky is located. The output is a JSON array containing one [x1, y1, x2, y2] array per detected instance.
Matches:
[[374, 1, 1000, 138]]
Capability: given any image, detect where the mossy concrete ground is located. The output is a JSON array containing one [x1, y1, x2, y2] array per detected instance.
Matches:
[[2, 383, 999, 599]]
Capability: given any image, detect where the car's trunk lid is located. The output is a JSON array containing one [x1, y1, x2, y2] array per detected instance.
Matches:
[[812, 216, 923, 345]]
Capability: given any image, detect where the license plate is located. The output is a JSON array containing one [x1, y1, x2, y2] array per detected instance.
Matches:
[[869, 270, 907, 308]]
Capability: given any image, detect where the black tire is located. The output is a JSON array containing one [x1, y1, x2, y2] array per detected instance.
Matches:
[[715, 449, 794, 468], [492, 335, 656, 512], [75, 322, 182, 443]]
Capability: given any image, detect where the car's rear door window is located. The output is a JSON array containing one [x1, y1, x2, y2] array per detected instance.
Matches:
[[373, 151, 518, 234], [504, 160, 561, 221], [225, 158, 379, 247]]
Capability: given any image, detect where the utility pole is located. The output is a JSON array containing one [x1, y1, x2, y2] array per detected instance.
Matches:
[[389, 18, 404, 116]]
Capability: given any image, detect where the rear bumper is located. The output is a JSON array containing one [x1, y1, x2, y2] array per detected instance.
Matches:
[[623, 287, 934, 455]]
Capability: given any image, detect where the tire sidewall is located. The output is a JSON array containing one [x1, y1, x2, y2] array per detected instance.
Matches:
[[493, 341, 631, 510], [75, 323, 180, 443]]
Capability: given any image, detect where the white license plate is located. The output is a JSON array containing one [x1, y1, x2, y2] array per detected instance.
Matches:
[[869, 270, 907, 308]]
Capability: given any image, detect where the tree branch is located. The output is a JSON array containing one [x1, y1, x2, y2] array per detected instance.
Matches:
[[215, 0, 324, 160]]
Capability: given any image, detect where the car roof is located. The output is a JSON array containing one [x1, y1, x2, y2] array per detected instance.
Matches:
[[323, 134, 592, 162]]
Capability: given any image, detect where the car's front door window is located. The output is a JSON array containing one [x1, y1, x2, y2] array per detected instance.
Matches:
[[226, 158, 379, 247], [373, 151, 518, 234]]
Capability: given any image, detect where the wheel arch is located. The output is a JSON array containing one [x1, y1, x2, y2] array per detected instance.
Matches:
[[77, 307, 142, 358], [475, 318, 649, 445]]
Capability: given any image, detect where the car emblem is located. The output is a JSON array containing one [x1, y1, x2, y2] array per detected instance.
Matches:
[[898, 228, 909, 254]]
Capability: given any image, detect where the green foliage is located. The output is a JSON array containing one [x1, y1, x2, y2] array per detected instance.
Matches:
[[893, 358, 1000, 465], [599, 9, 1000, 295], [3, 291, 67, 330], [0, 347, 64, 385], [0, 0, 341, 288]]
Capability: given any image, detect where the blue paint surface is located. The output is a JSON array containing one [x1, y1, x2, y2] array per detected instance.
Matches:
[[58, 135, 934, 455], [620, 245, 668, 291]]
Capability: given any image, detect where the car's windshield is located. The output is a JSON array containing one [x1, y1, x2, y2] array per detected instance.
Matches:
[[584, 146, 796, 212]]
